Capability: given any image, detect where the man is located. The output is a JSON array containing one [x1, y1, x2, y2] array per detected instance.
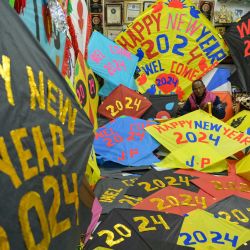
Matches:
[[179, 79, 226, 119]]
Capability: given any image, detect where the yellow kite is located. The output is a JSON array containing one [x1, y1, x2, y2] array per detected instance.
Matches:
[[236, 154, 250, 181], [85, 147, 101, 187], [115, 0, 229, 100], [74, 52, 99, 130], [227, 110, 250, 133], [146, 110, 250, 171], [177, 209, 250, 250]]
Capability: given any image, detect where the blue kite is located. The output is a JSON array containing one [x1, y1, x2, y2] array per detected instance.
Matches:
[[87, 31, 139, 96], [94, 116, 160, 166]]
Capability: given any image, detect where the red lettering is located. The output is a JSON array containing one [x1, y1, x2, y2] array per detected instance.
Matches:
[[130, 149, 139, 158], [118, 151, 125, 161], [237, 20, 250, 38], [201, 158, 210, 168], [132, 22, 145, 40], [142, 15, 153, 35], [244, 40, 250, 57]]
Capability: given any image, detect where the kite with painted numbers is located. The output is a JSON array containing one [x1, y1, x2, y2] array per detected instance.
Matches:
[[115, 0, 229, 100]]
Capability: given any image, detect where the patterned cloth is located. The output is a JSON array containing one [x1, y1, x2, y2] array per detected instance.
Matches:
[[233, 93, 250, 111]]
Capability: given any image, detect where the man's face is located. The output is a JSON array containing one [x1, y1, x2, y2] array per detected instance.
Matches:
[[192, 81, 205, 98]]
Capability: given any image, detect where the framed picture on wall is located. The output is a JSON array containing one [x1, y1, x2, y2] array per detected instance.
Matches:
[[233, 9, 244, 21], [105, 4, 123, 26], [106, 28, 123, 40], [215, 25, 226, 36], [143, 1, 154, 10], [199, 0, 214, 21], [124, 2, 142, 23]]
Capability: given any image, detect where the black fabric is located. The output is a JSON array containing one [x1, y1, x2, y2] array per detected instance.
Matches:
[[0, 1, 94, 249], [206, 195, 250, 229], [100, 161, 152, 177], [224, 12, 250, 92], [142, 94, 179, 119], [85, 208, 185, 250], [126, 169, 199, 198], [228, 70, 246, 92], [94, 177, 141, 214]]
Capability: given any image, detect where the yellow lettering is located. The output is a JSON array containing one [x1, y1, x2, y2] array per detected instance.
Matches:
[[11, 128, 38, 181], [0, 55, 14, 106], [47, 80, 58, 118], [27, 66, 45, 110], [0, 226, 10, 250], [62, 173, 79, 225], [18, 191, 51, 249], [49, 124, 67, 166], [0, 137, 22, 188], [43, 176, 71, 237], [32, 126, 54, 172], [58, 90, 77, 135]]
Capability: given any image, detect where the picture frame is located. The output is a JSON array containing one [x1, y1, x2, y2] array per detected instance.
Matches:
[[233, 9, 244, 22], [106, 27, 123, 40], [105, 4, 122, 26], [90, 0, 102, 5], [215, 25, 226, 36], [199, 0, 214, 21], [143, 1, 154, 11], [91, 13, 102, 26], [124, 2, 142, 23]]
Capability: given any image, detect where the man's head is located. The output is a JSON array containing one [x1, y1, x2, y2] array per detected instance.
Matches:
[[192, 79, 206, 98]]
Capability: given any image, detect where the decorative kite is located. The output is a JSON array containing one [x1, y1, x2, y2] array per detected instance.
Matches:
[[224, 12, 250, 92], [85, 208, 185, 249], [146, 110, 250, 171], [87, 31, 139, 96], [206, 195, 250, 229], [115, 0, 229, 100], [74, 52, 99, 129], [191, 174, 250, 200], [125, 169, 199, 198], [202, 67, 231, 93], [85, 147, 101, 187], [133, 186, 215, 215], [236, 154, 250, 181], [94, 116, 160, 166], [227, 110, 250, 133], [0, 2, 94, 249], [98, 84, 152, 120], [177, 209, 250, 249], [227, 110, 250, 158], [94, 177, 141, 214]]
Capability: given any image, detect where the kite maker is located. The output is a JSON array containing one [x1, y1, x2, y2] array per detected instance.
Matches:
[[179, 79, 226, 119]]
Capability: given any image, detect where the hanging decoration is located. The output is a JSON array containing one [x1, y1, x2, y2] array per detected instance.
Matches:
[[48, 0, 68, 33]]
